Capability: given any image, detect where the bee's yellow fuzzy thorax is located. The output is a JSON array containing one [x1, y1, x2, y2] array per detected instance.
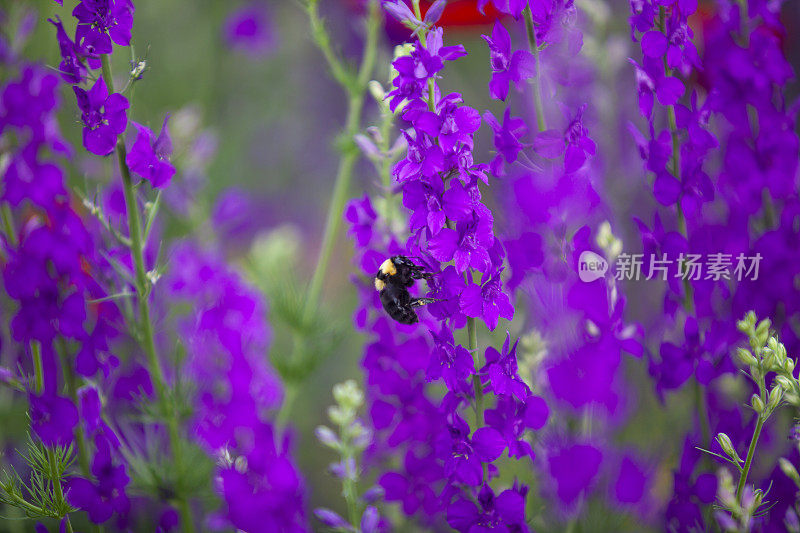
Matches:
[[374, 278, 386, 291], [380, 259, 397, 276]]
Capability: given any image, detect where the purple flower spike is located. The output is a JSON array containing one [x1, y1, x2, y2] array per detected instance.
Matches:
[[483, 22, 535, 101], [126, 115, 175, 188], [73, 77, 129, 156]]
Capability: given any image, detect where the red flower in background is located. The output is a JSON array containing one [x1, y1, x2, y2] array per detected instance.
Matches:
[[346, 0, 501, 42]]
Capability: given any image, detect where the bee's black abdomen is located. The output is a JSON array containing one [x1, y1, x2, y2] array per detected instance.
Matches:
[[379, 284, 419, 324]]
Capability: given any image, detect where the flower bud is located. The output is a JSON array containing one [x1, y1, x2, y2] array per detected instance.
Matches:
[[716, 433, 741, 463], [762, 349, 776, 371], [751, 394, 765, 414], [768, 385, 784, 412], [780, 457, 800, 487], [736, 347, 758, 367], [737, 311, 756, 334], [315, 425, 340, 448], [756, 319, 772, 345], [368, 80, 385, 103], [786, 508, 800, 533], [775, 375, 793, 392], [333, 380, 364, 411], [786, 358, 796, 374]]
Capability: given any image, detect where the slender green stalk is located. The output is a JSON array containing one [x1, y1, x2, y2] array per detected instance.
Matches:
[[736, 415, 764, 502], [301, 0, 381, 323], [1, 204, 17, 248], [523, 7, 547, 132], [99, 54, 195, 533], [56, 341, 91, 476], [31, 341, 44, 394], [275, 383, 298, 435], [467, 312, 483, 424]]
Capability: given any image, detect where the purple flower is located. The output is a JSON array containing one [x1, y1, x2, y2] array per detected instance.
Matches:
[[49, 16, 92, 84], [68, 434, 130, 524], [223, 3, 276, 57], [73, 77, 129, 156], [613, 456, 650, 506], [483, 108, 528, 176], [481, 334, 528, 399], [383, 0, 422, 26], [478, 0, 528, 18], [533, 104, 596, 174], [29, 392, 78, 447], [548, 443, 603, 508], [447, 482, 529, 532], [460, 269, 514, 331], [484, 395, 548, 459], [410, 94, 481, 153], [386, 27, 466, 111], [73, 0, 135, 54], [428, 204, 494, 273], [427, 326, 474, 392], [126, 116, 175, 188], [482, 21, 535, 101]]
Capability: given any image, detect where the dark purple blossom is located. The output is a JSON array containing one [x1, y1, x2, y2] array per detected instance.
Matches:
[[386, 27, 466, 112], [67, 434, 130, 524], [460, 270, 514, 331], [72, 0, 135, 54], [29, 392, 78, 447], [73, 77, 128, 156]]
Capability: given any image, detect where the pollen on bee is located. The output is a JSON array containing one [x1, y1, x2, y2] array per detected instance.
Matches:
[[379, 258, 397, 276], [374, 278, 385, 291]]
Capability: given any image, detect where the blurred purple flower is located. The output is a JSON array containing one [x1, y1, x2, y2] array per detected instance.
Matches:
[[126, 116, 175, 188], [223, 3, 276, 57], [482, 21, 535, 101], [29, 392, 78, 447]]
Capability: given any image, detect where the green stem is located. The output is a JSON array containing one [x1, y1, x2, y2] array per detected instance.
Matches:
[[56, 340, 91, 476], [736, 415, 764, 502], [275, 383, 298, 435], [301, 0, 380, 323], [99, 54, 195, 533], [31, 341, 43, 394], [1, 204, 17, 248], [694, 379, 711, 448], [341, 436, 360, 528], [467, 313, 483, 425], [523, 7, 547, 132]]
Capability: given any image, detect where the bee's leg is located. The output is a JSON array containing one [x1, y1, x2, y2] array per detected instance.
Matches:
[[409, 297, 442, 308]]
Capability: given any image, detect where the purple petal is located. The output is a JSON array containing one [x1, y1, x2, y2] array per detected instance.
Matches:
[[472, 427, 506, 462]]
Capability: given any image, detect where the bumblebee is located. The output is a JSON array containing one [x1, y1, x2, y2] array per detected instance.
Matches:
[[374, 256, 437, 325]]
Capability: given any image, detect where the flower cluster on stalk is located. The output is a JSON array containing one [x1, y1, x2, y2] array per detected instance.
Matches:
[[343, 8, 552, 530]]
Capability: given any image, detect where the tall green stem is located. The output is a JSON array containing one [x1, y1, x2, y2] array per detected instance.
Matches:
[[736, 415, 764, 502], [523, 7, 547, 132], [31, 342, 44, 394], [1, 204, 17, 248], [99, 54, 195, 533], [302, 0, 380, 323], [56, 341, 91, 476]]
